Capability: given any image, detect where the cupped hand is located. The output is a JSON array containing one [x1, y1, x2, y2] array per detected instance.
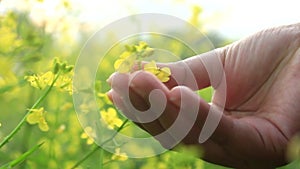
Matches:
[[107, 23, 300, 169]]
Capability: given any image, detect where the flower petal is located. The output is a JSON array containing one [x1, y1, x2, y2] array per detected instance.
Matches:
[[160, 67, 171, 76], [38, 118, 49, 132], [26, 113, 39, 124]]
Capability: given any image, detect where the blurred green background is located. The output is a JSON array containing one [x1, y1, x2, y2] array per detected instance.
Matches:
[[0, 0, 299, 168]]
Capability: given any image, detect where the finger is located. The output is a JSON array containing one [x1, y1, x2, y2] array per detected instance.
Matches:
[[165, 86, 240, 166], [108, 72, 171, 135], [107, 89, 136, 121], [111, 70, 231, 146], [108, 46, 226, 91], [109, 70, 232, 141], [153, 47, 227, 91], [110, 71, 170, 117], [125, 71, 215, 148], [112, 71, 187, 148], [165, 86, 210, 144], [109, 70, 236, 153], [107, 89, 162, 134], [107, 87, 177, 147]]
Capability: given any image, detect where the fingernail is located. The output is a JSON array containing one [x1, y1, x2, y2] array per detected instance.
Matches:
[[106, 72, 118, 85], [106, 77, 112, 85], [106, 89, 112, 96], [168, 87, 181, 107], [169, 94, 181, 108], [106, 90, 113, 102]]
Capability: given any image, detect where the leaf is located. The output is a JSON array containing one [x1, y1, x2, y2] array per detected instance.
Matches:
[[197, 86, 213, 102], [0, 142, 44, 169]]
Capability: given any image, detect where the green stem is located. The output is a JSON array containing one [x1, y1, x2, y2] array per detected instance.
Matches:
[[102, 159, 114, 166], [0, 142, 44, 169], [70, 119, 129, 169], [99, 147, 104, 169], [0, 73, 60, 148]]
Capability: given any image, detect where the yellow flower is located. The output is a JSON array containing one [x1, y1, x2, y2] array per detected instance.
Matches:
[[134, 41, 154, 58], [26, 107, 49, 132], [144, 61, 171, 82], [114, 42, 154, 73], [55, 74, 73, 95], [25, 69, 73, 94], [41, 71, 54, 84], [97, 92, 113, 108], [134, 41, 148, 52], [25, 71, 54, 90], [100, 108, 122, 130], [114, 51, 136, 73], [111, 148, 128, 161], [80, 127, 95, 145]]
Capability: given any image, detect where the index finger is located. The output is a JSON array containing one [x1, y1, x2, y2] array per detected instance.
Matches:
[[154, 47, 227, 91]]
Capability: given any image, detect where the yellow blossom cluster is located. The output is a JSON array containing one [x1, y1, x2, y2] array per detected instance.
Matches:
[[25, 71, 73, 94], [114, 41, 154, 73], [25, 71, 54, 90], [24, 58, 74, 94], [114, 41, 171, 83], [144, 61, 171, 82]]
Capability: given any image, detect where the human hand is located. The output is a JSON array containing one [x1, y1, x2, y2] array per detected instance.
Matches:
[[107, 23, 300, 169]]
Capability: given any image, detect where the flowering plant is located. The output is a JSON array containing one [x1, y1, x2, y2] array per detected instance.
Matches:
[[114, 41, 171, 83]]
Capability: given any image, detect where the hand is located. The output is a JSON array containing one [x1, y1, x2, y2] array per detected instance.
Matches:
[[107, 23, 300, 169]]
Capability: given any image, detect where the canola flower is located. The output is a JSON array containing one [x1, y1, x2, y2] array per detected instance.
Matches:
[[56, 75, 73, 95], [80, 127, 95, 145], [25, 71, 54, 90], [26, 107, 49, 132], [114, 51, 136, 73], [23, 58, 74, 133], [114, 42, 171, 83], [100, 108, 123, 130], [24, 57, 74, 94], [114, 41, 154, 73], [144, 60, 171, 82], [111, 148, 128, 161]]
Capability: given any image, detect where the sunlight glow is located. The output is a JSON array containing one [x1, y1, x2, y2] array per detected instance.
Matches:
[[1, 0, 299, 38]]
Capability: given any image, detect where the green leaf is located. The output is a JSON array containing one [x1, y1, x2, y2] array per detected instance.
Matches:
[[0, 142, 44, 169], [197, 86, 213, 102]]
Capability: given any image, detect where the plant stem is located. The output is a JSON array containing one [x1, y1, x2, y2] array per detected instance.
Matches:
[[71, 145, 100, 169], [0, 142, 44, 169], [102, 159, 114, 166], [0, 73, 60, 148], [99, 147, 104, 169], [70, 119, 129, 169]]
